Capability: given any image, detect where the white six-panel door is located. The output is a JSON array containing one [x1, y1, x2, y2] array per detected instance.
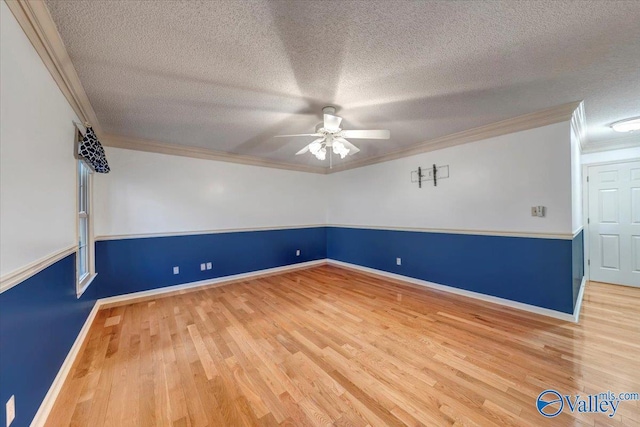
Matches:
[[588, 161, 640, 287]]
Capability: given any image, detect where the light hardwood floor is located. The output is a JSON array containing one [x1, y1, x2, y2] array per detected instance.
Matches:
[[46, 265, 640, 426]]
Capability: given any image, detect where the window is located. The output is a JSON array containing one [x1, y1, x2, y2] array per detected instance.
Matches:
[[76, 140, 95, 296], [78, 160, 90, 281]]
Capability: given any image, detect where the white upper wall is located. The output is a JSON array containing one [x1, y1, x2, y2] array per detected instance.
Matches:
[[93, 147, 328, 237], [0, 2, 79, 277], [327, 122, 573, 235]]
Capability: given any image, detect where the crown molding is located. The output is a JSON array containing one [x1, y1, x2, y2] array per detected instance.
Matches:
[[96, 101, 584, 174], [581, 133, 640, 154], [4, 0, 102, 135], [570, 101, 587, 151], [328, 101, 582, 173], [102, 134, 328, 174], [5, 1, 587, 174], [4, 0, 325, 175]]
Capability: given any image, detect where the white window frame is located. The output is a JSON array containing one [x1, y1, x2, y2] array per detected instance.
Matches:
[[76, 130, 96, 296]]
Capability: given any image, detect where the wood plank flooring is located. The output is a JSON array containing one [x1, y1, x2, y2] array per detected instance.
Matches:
[[46, 265, 640, 426]]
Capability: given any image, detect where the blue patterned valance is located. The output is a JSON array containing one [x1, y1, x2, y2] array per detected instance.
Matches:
[[78, 126, 110, 173]]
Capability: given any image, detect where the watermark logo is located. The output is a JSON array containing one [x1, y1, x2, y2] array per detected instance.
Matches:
[[536, 390, 564, 417], [536, 390, 639, 418]]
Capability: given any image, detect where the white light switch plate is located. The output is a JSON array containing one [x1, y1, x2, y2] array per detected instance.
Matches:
[[396, 258, 402, 266], [200, 263, 206, 271], [296, 250, 301, 256], [206, 262, 212, 270], [173, 266, 179, 275], [6, 395, 15, 427]]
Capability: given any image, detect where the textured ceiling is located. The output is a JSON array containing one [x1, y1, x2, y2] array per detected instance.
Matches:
[[45, 0, 640, 168]]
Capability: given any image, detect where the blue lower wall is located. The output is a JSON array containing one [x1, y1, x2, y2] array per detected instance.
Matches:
[[2, 225, 582, 426], [0, 226, 325, 426], [0, 254, 97, 427], [327, 227, 577, 314], [93, 227, 327, 299]]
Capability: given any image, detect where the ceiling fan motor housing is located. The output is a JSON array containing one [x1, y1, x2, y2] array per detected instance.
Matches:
[[322, 106, 337, 115], [277, 105, 388, 160]]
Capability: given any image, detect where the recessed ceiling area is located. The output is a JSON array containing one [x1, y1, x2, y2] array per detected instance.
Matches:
[[45, 0, 640, 168]]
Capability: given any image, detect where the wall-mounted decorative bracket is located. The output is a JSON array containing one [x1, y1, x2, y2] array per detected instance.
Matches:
[[411, 164, 449, 187]]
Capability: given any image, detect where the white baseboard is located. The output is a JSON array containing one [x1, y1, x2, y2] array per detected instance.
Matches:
[[327, 259, 583, 323], [97, 259, 327, 307], [573, 276, 587, 323], [29, 259, 326, 426], [30, 302, 100, 427]]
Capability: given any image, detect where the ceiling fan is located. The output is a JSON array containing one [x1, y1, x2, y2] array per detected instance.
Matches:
[[275, 106, 390, 161]]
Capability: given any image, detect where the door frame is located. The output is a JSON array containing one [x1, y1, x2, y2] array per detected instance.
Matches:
[[582, 158, 640, 283]]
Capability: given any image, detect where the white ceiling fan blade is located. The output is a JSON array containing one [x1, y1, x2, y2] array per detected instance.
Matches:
[[335, 137, 360, 154], [323, 114, 343, 131], [295, 137, 324, 155], [295, 145, 310, 155], [340, 129, 390, 139], [274, 133, 322, 138]]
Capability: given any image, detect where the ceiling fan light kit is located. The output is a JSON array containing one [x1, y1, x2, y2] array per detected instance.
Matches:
[[276, 106, 391, 163], [309, 141, 326, 160]]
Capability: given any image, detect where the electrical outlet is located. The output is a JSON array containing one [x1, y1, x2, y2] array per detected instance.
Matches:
[[396, 257, 402, 266], [200, 263, 206, 271], [206, 262, 212, 270], [296, 249, 301, 256], [6, 395, 15, 427], [173, 266, 179, 275], [531, 206, 546, 217]]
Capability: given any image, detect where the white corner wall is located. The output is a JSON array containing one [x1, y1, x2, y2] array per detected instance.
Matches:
[[571, 127, 583, 234], [327, 122, 573, 235], [0, 1, 79, 277], [93, 147, 328, 237]]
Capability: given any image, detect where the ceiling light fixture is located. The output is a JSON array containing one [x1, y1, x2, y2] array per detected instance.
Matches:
[[275, 106, 390, 163], [610, 117, 640, 133], [332, 140, 350, 159], [307, 140, 340, 161]]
